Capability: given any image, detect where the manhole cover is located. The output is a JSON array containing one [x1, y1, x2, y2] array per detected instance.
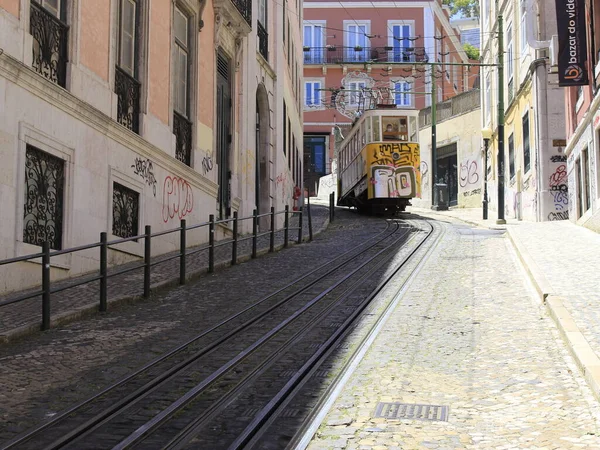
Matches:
[[374, 402, 449, 421]]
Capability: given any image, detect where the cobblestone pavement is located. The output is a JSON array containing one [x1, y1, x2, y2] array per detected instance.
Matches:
[[0, 204, 329, 342], [0, 207, 379, 443], [305, 213, 600, 450]]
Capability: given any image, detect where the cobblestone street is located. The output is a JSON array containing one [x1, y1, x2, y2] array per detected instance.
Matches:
[[305, 215, 600, 449]]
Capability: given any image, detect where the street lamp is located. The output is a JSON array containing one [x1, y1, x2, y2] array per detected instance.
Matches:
[[481, 128, 492, 220]]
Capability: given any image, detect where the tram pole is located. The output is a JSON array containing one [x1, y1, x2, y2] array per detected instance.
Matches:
[[496, 13, 506, 224], [430, 74, 437, 209]]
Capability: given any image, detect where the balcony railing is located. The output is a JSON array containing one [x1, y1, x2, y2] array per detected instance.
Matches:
[[303, 46, 428, 65], [115, 66, 141, 133], [231, 0, 252, 25], [30, 1, 69, 87], [508, 78, 514, 104], [257, 22, 268, 61], [174, 111, 192, 166]]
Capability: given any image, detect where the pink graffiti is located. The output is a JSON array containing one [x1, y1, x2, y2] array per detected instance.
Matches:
[[162, 175, 194, 223], [549, 165, 567, 187], [459, 160, 479, 187]]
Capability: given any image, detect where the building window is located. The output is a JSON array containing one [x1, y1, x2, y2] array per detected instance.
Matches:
[[579, 148, 591, 215], [345, 22, 370, 62], [303, 22, 324, 63], [305, 81, 321, 107], [23, 144, 65, 250], [115, 0, 141, 133], [520, 8, 527, 54], [347, 81, 366, 106], [112, 182, 139, 239], [484, 73, 491, 125], [389, 23, 412, 62], [173, 6, 192, 165], [30, 0, 68, 87], [508, 133, 515, 180], [394, 82, 411, 106], [504, 23, 515, 97], [522, 111, 530, 173]]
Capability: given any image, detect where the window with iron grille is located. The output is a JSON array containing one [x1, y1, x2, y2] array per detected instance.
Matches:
[[112, 182, 139, 239], [23, 145, 65, 250], [522, 111, 530, 173], [173, 5, 193, 166], [30, 0, 68, 87], [115, 0, 141, 133], [508, 133, 515, 180]]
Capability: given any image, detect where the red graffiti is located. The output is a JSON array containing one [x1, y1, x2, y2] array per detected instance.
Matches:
[[549, 165, 567, 187], [162, 175, 194, 223], [459, 160, 479, 187]]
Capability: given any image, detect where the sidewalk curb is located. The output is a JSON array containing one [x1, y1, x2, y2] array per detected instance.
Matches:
[[0, 216, 331, 345], [415, 209, 600, 403], [505, 228, 600, 402]]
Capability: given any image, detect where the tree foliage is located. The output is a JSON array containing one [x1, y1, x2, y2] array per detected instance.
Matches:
[[442, 0, 480, 18], [463, 43, 480, 60]]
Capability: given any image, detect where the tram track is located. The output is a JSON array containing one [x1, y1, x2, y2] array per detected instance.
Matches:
[[2, 218, 416, 450]]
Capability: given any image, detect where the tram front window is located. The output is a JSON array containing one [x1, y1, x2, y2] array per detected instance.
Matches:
[[382, 116, 409, 141]]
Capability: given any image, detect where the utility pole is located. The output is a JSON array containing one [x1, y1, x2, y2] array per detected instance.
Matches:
[[496, 14, 506, 224]]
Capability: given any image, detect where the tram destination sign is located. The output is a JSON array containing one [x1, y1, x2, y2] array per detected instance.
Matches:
[[555, 0, 589, 86]]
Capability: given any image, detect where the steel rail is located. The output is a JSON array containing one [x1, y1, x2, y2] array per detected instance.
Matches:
[[234, 220, 436, 449], [165, 223, 426, 449], [112, 222, 415, 448], [2, 220, 396, 450]]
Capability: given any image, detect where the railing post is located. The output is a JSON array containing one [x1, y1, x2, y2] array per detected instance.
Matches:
[[232, 211, 238, 265], [269, 206, 275, 253], [41, 241, 51, 331], [297, 209, 303, 244], [284, 205, 289, 248], [252, 209, 258, 259], [307, 195, 313, 242], [329, 192, 335, 223], [100, 232, 108, 312], [179, 219, 186, 285], [208, 214, 215, 273], [144, 225, 151, 298]]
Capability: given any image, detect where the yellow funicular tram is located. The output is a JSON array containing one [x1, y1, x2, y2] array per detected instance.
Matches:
[[337, 106, 421, 214]]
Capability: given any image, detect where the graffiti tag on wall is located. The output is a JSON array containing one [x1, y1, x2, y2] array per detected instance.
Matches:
[[201, 156, 214, 176], [131, 157, 157, 197], [162, 176, 194, 223], [459, 160, 479, 187]]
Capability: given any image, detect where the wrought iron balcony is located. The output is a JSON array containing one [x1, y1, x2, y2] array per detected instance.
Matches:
[[257, 22, 268, 61], [303, 46, 428, 65], [507, 78, 514, 103], [173, 111, 192, 166], [115, 66, 141, 133], [30, 1, 69, 87], [213, 0, 252, 35]]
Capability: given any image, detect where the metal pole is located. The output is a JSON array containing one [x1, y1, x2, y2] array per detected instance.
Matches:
[[208, 214, 215, 273], [483, 139, 489, 220], [144, 225, 151, 298], [297, 210, 303, 244], [307, 194, 313, 241], [252, 209, 258, 258], [41, 241, 50, 331], [179, 219, 187, 284], [232, 211, 238, 265], [100, 232, 107, 312], [269, 206, 275, 252], [497, 14, 506, 224], [284, 205, 289, 248], [329, 192, 334, 222]]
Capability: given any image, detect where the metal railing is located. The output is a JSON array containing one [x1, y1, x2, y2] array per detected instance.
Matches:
[[173, 111, 192, 166], [115, 66, 141, 133], [257, 22, 268, 61], [0, 205, 313, 331], [303, 46, 428, 65]]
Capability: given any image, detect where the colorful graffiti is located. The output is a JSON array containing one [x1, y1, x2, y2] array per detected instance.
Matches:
[[367, 142, 420, 198], [162, 176, 194, 223]]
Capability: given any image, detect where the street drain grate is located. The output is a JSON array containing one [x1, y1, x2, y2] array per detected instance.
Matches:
[[374, 402, 449, 421]]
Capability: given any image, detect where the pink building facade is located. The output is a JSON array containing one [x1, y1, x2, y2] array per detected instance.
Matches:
[[0, 0, 303, 293], [302, 0, 477, 195]]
